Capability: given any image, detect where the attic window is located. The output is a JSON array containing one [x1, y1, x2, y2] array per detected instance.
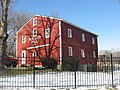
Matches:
[[33, 17, 37, 26], [68, 28, 72, 38], [92, 37, 95, 44], [82, 34, 85, 42]]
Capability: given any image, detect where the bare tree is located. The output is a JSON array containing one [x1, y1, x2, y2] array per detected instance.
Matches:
[[0, 0, 11, 68], [110, 48, 120, 57], [8, 10, 32, 34], [6, 10, 32, 56], [99, 49, 120, 57], [99, 50, 111, 57], [0, 2, 1, 21], [38, 16, 60, 58], [19, 15, 60, 63]]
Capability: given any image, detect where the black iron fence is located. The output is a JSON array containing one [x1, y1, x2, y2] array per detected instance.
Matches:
[[0, 55, 120, 89]]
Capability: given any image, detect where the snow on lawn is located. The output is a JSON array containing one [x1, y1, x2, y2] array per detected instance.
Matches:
[[0, 71, 120, 90], [0, 86, 120, 90]]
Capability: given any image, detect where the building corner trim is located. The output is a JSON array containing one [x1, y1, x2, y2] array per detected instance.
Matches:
[[16, 34, 18, 57], [59, 20, 62, 65]]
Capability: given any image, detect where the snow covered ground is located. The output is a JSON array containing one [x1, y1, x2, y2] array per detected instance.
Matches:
[[0, 86, 120, 90], [0, 71, 120, 90]]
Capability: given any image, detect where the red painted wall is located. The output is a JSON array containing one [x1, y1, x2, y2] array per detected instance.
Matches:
[[17, 15, 60, 66], [16, 15, 98, 67], [61, 21, 98, 64]]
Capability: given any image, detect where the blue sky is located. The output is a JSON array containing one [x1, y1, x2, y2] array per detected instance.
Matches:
[[14, 0, 120, 51]]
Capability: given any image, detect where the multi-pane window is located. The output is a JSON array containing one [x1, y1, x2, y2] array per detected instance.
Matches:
[[68, 46, 73, 56], [33, 28, 37, 37], [22, 35, 26, 43], [68, 28, 72, 38], [45, 28, 50, 38], [81, 50, 85, 58], [33, 51, 37, 57], [93, 51, 96, 58], [92, 37, 95, 44], [33, 17, 37, 26], [82, 34, 85, 42]]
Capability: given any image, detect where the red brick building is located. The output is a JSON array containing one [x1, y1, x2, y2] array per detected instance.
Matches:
[[16, 15, 98, 71]]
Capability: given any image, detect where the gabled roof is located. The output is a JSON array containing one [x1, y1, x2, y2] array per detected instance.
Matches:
[[16, 14, 35, 34], [16, 14, 98, 36], [16, 14, 61, 34], [61, 19, 98, 36]]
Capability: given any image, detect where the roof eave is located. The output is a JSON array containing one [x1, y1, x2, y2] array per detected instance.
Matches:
[[61, 19, 98, 36]]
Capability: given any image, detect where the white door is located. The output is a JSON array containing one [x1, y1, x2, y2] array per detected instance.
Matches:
[[83, 64, 87, 72], [22, 50, 26, 64]]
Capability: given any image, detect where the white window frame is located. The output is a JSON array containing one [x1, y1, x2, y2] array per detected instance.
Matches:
[[33, 51, 37, 57], [33, 28, 37, 37], [82, 34, 85, 42], [81, 50, 85, 58], [45, 28, 50, 38], [68, 28, 72, 38], [68, 46, 73, 56], [22, 50, 26, 64], [22, 35, 26, 43], [92, 37, 95, 44], [93, 51, 96, 58], [33, 17, 37, 26]]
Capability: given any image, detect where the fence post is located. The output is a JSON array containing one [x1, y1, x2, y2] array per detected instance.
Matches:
[[33, 53, 35, 88], [74, 57, 76, 89], [110, 53, 113, 87]]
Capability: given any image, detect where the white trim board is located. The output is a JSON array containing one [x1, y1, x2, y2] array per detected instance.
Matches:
[[27, 44, 49, 50]]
